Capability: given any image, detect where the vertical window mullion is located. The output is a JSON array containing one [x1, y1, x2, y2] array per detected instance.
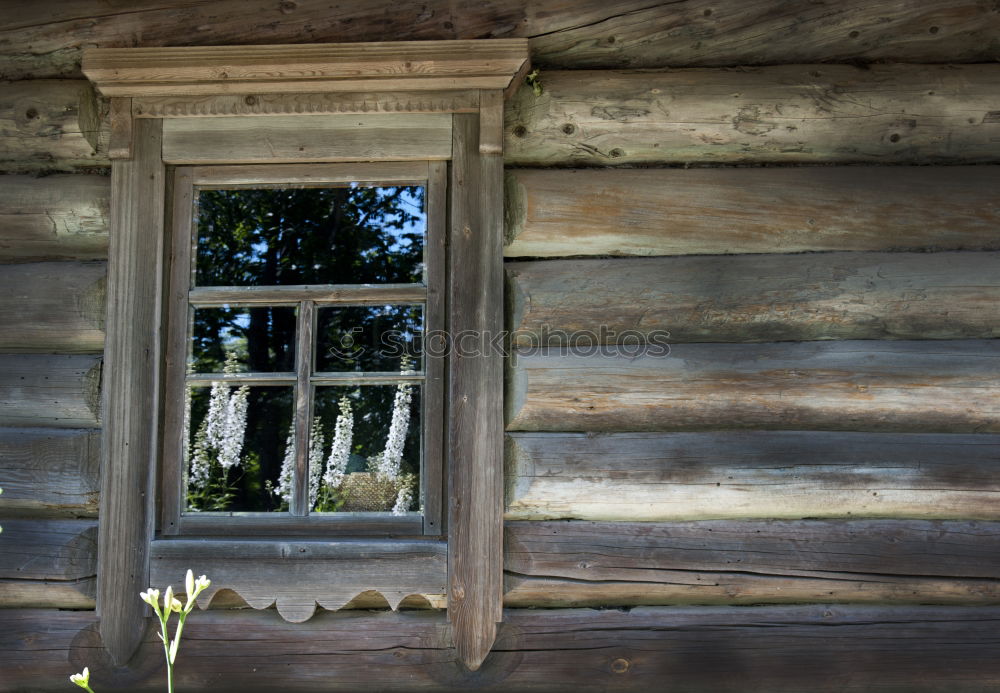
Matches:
[[423, 160, 447, 534], [160, 167, 195, 536], [291, 299, 316, 516]]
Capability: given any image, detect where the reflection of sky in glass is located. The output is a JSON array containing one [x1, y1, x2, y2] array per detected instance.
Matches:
[[194, 185, 425, 287]]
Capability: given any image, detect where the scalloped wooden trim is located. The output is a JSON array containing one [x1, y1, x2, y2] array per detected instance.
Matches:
[[150, 539, 448, 623], [193, 585, 446, 622], [134, 91, 480, 118]]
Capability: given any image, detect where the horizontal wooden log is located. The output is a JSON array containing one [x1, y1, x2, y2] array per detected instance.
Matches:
[[0, 261, 105, 352], [505, 65, 1000, 166], [3, 1, 1000, 80], [0, 578, 94, 609], [503, 167, 1000, 257], [0, 520, 96, 581], [161, 114, 452, 163], [505, 431, 1000, 521], [5, 606, 1000, 691], [0, 428, 99, 517], [0, 174, 108, 263], [507, 252, 1000, 345], [0, 354, 101, 428], [507, 341, 1000, 433], [0, 80, 107, 172], [504, 520, 1000, 608], [151, 539, 448, 622]]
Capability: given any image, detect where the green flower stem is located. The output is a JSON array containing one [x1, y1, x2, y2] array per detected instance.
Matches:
[[156, 611, 174, 693]]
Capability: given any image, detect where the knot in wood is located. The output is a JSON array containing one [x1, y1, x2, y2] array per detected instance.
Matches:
[[610, 658, 630, 674]]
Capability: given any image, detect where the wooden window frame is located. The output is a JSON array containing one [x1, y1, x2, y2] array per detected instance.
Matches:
[[83, 40, 528, 671], [160, 161, 446, 538]]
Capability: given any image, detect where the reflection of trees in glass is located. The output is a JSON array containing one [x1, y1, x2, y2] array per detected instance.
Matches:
[[186, 186, 425, 512]]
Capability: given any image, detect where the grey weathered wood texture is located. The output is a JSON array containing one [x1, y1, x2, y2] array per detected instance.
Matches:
[[505, 431, 1000, 522], [507, 252, 1000, 345], [3, 1, 1000, 80], [507, 341, 1000, 433], [97, 118, 164, 665], [161, 114, 453, 164], [0, 578, 95, 609], [0, 519, 97, 581], [15, 64, 1000, 172], [448, 113, 504, 670], [505, 65, 1000, 166], [0, 80, 105, 172], [5, 606, 1000, 691], [504, 519, 1000, 607], [0, 354, 101, 428], [0, 261, 105, 352], [0, 427, 99, 517], [503, 167, 1000, 257], [0, 174, 108, 262], [151, 540, 447, 622]]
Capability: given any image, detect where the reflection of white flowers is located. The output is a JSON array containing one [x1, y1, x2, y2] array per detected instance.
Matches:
[[188, 426, 212, 491], [391, 484, 412, 516], [204, 352, 249, 470], [308, 417, 325, 508], [276, 426, 296, 504], [188, 351, 249, 489], [322, 397, 353, 491], [374, 361, 414, 481]]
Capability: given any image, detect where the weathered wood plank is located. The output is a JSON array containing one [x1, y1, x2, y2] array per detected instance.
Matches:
[[0, 427, 99, 517], [505, 65, 1000, 166], [448, 113, 504, 670], [4, 1, 1000, 80], [531, 1, 1000, 69], [161, 114, 452, 164], [97, 118, 164, 665], [504, 520, 1000, 607], [5, 606, 1000, 691], [0, 519, 97, 581], [507, 252, 1000, 345], [503, 167, 1000, 257], [0, 578, 94, 609], [0, 354, 101, 428], [0, 80, 107, 172], [151, 539, 447, 622], [83, 42, 527, 96], [0, 174, 108, 263], [0, 261, 105, 352], [505, 431, 1000, 522], [507, 341, 1000, 433]]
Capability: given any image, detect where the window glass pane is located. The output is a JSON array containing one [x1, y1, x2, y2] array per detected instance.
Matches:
[[315, 304, 423, 373], [311, 384, 421, 514], [194, 186, 425, 287], [190, 306, 296, 373], [184, 385, 293, 513]]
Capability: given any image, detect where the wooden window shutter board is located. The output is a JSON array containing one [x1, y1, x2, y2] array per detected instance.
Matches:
[[83, 40, 528, 671]]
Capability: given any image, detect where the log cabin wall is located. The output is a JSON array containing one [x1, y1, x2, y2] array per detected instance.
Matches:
[[2, 2, 1000, 691]]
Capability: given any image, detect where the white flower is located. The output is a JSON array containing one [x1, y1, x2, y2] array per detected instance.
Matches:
[[276, 425, 296, 504], [217, 385, 249, 469], [187, 423, 212, 491], [307, 417, 325, 508], [69, 667, 90, 689], [376, 380, 412, 481], [391, 484, 413, 516], [322, 397, 353, 492]]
